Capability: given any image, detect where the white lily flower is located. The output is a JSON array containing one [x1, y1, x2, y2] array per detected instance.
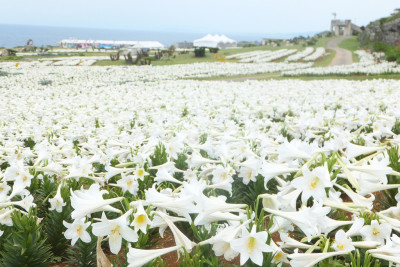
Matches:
[[131, 201, 151, 233], [332, 229, 355, 252], [127, 245, 181, 267], [291, 164, 332, 203], [63, 217, 91, 246], [155, 211, 195, 252], [92, 210, 138, 254], [230, 225, 273, 266], [289, 250, 347, 267], [359, 219, 391, 245], [70, 183, 123, 219], [49, 184, 66, 212]]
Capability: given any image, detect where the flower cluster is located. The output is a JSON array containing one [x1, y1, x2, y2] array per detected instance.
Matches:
[[0, 61, 400, 266], [285, 47, 314, 62]]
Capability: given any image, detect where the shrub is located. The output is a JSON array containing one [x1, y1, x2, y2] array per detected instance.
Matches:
[[208, 48, 219, 53], [385, 46, 400, 62], [194, 47, 206, 57], [372, 42, 388, 52], [0, 211, 54, 267]]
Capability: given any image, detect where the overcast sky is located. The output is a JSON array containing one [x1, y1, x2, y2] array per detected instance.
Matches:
[[1, 0, 398, 34]]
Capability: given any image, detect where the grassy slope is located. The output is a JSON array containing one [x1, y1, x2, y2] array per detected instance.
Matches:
[[337, 37, 361, 62], [96, 36, 338, 66]]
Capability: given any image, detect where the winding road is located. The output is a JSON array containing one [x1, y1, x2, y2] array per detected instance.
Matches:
[[326, 36, 353, 66]]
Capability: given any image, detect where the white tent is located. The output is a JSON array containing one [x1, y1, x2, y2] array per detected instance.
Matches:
[[193, 34, 237, 49], [132, 41, 164, 49]]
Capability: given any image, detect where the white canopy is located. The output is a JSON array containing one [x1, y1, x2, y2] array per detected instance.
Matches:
[[193, 34, 237, 48], [132, 41, 164, 49]]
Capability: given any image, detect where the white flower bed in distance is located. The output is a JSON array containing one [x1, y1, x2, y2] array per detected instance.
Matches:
[[283, 50, 400, 76], [285, 47, 314, 62], [303, 47, 326, 61], [2, 61, 313, 80]]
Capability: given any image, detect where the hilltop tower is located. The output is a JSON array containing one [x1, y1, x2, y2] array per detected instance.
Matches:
[[331, 19, 361, 36]]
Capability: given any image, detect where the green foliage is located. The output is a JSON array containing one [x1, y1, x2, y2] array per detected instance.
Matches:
[[372, 42, 400, 62], [230, 174, 268, 215], [372, 42, 387, 52], [179, 246, 221, 267], [0, 70, 10, 76], [150, 143, 168, 170], [0, 210, 54, 267], [32, 175, 58, 218], [66, 235, 97, 267], [111, 248, 129, 267], [385, 46, 400, 62], [23, 137, 36, 149], [209, 48, 219, 53], [174, 153, 188, 181], [376, 146, 400, 209], [347, 250, 381, 267], [338, 37, 360, 52], [199, 133, 208, 144], [280, 127, 294, 142], [391, 119, 400, 135], [194, 47, 206, 57], [378, 9, 400, 26], [44, 206, 72, 257], [181, 106, 189, 117]]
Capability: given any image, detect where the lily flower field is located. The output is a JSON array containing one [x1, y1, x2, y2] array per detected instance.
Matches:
[[1, 52, 400, 267]]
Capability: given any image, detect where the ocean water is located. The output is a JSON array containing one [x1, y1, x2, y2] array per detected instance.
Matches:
[[0, 24, 317, 48]]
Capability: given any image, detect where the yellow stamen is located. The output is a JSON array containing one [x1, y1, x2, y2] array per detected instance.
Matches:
[[111, 225, 121, 235], [248, 237, 256, 249], [372, 227, 380, 236], [274, 251, 282, 259], [76, 225, 83, 236], [310, 177, 320, 189], [136, 214, 146, 224]]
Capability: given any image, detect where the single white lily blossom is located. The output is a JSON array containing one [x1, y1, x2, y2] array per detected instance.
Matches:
[[131, 201, 151, 233], [92, 210, 138, 254], [332, 229, 355, 252], [359, 219, 391, 245], [70, 183, 123, 219], [230, 226, 273, 266], [291, 164, 332, 203], [63, 218, 91, 246], [49, 184, 66, 212], [115, 173, 139, 195]]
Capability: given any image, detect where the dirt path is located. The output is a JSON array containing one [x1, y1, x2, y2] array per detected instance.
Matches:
[[326, 36, 353, 66]]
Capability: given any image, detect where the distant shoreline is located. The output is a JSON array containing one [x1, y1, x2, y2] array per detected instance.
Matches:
[[0, 23, 319, 48]]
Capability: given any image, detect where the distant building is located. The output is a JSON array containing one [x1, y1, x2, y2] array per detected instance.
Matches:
[[261, 38, 282, 46], [173, 41, 193, 49], [58, 39, 164, 49], [330, 20, 361, 36]]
